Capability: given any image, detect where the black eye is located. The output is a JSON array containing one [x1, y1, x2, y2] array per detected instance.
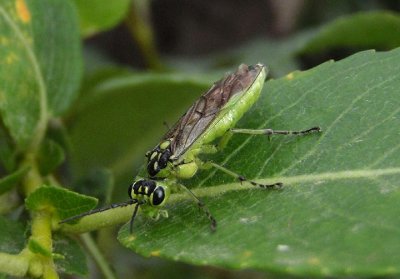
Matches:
[[152, 187, 165, 206]]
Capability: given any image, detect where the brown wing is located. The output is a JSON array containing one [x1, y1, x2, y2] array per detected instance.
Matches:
[[163, 64, 263, 158]]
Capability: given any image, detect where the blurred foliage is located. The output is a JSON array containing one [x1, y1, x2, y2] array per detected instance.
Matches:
[[73, 0, 131, 37], [1, 0, 400, 278]]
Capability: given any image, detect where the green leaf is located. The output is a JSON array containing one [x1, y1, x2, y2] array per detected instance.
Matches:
[[118, 48, 400, 277], [37, 139, 65, 176], [68, 71, 212, 185], [54, 235, 88, 276], [0, 216, 25, 254], [299, 11, 400, 55], [0, 166, 29, 195], [0, 0, 82, 149], [73, 0, 130, 37], [25, 185, 97, 220]]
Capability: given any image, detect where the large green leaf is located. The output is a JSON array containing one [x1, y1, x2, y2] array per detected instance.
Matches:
[[0, 0, 82, 148], [118, 48, 400, 277]]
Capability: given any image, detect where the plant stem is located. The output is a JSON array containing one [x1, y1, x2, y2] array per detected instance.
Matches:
[[20, 154, 59, 277], [0, 252, 30, 277], [81, 233, 117, 279], [21, 152, 43, 195], [30, 211, 58, 278]]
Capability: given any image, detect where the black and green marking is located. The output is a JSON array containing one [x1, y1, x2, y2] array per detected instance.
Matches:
[[60, 64, 321, 232]]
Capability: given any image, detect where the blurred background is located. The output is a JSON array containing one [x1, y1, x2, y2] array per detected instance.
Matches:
[[67, 0, 400, 278], [82, 0, 400, 72]]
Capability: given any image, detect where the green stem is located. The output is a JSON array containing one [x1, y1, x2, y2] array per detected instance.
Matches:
[[21, 153, 43, 195], [81, 233, 117, 279], [21, 154, 59, 277], [30, 211, 58, 279], [0, 251, 30, 277]]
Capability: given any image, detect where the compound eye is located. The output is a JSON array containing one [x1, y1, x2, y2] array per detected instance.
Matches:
[[152, 187, 165, 206]]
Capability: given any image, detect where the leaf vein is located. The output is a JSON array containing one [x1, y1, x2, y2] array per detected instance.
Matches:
[[280, 75, 398, 175], [199, 58, 386, 186]]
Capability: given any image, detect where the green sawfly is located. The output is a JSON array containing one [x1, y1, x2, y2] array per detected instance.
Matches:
[[60, 64, 321, 232]]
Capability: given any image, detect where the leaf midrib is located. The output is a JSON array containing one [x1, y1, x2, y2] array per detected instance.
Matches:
[[168, 167, 400, 233], [179, 167, 400, 201]]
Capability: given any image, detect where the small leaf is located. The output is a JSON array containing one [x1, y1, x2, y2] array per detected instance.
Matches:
[[54, 234, 88, 276], [0, 167, 29, 195], [0, 216, 25, 254], [73, 0, 130, 37], [299, 11, 400, 54], [119, 48, 400, 277], [37, 139, 65, 175], [0, 0, 82, 148], [25, 186, 97, 220]]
